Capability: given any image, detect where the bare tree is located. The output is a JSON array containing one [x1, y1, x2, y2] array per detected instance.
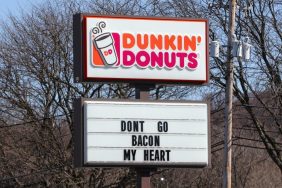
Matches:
[[207, 0, 282, 172], [0, 0, 281, 187], [0, 0, 136, 187]]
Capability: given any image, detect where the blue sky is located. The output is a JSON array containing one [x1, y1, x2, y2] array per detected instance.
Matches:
[[0, 0, 45, 19]]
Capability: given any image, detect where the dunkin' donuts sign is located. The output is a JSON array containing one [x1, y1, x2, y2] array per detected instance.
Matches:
[[74, 14, 208, 84]]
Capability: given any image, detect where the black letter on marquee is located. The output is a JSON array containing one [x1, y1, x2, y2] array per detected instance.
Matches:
[[155, 135, 160, 146], [158, 121, 168, 132], [166, 150, 171, 161], [123, 149, 136, 161], [132, 135, 137, 146], [124, 149, 131, 160], [131, 150, 136, 161], [121, 121, 126, 131], [139, 121, 144, 132], [144, 150, 149, 161]]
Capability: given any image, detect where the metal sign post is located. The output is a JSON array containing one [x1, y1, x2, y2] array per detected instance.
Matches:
[[134, 84, 155, 188], [136, 167, 154, 188]]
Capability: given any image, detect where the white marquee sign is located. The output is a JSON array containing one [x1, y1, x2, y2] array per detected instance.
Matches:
[[78, 100, 210, 167]]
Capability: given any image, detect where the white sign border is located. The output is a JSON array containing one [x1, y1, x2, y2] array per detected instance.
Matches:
[[73, 98, 211, 168], [73, 14, 209, 85]]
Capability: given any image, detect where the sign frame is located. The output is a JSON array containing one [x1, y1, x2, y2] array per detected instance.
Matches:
[[73, 14, 209, 84], [73, 98, 211, 168]]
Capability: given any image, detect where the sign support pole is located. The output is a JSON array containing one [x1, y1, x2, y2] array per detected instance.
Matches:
[[134, 84, 154, 100], [136, 168, 151, 188], [73, 14, 210, 187], [134, 83, 155, 188]]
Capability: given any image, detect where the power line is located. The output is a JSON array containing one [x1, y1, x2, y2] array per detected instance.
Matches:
[[233, 143, 282, 151], [232, 127, 280, 134], [211, 135, 282, 153], [212, 116, 282, 122], [212, 146, 224, 153], [235, 104, 282, 110], [233, 136, 282, 146], [211, 140, 224, 148], [210, 122, 281, 134]]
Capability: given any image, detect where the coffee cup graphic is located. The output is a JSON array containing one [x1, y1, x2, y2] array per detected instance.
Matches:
[[93, 32, 117, 65]]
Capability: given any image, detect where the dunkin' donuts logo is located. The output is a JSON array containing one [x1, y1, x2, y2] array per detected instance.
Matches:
[[92, 21, 202, 70], [92, 21, 119, 66]]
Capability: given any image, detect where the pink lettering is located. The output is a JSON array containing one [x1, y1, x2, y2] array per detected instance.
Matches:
[[176, 52, 187, 68], [123, 50, 135, 67], [151, 52, 164, 68], [164, 52, 176, 69], [136, 51, 150, 68], [187, 53, 198, 70]]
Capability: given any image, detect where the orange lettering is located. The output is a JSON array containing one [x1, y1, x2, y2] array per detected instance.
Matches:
[[150, 35, 163, 50], [137, 34, 148, 49], [184, 36, 196, 51], [177, 35, 182, 50], [164, 35, 176, 50], [123, 33, 135, 48]]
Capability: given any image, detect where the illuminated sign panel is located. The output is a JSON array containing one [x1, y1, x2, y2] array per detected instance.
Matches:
[[73, 14, 209, 84], [75, 100, 210, 167]]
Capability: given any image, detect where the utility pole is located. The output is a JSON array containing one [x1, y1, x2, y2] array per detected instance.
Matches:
[[223, 0, 236, 188]]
